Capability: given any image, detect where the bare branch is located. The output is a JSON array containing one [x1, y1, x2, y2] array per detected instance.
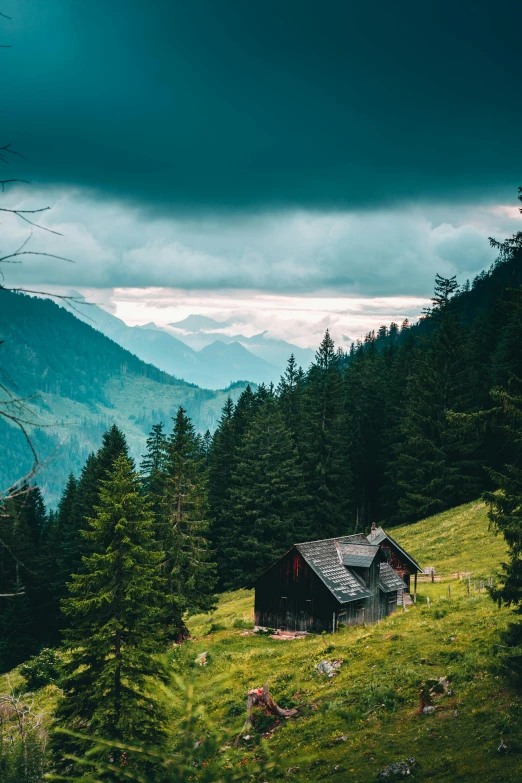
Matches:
[[0, 142, 25, 163], [0, 178, 29, 191], [0, 250, 74, 264], [0, 205, 63, 234]]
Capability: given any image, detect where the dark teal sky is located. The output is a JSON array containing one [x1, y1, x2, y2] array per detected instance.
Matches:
[[3, 0, 521, 212]]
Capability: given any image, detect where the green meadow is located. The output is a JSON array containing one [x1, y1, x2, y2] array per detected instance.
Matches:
[[2, 500, 521, 782], [179, 501, 519, 782]]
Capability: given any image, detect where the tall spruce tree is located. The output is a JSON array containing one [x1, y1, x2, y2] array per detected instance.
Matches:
[[223, 400, 307, 589], [231, 384, 257, 440], [301, 330, 352, 539], [380, 329, 418, 522], [140, 422, 168, 519], [76, 425, 129, 527], [51, 474, 81, 605], [344, 336, 388, 530], [479, 192, 522, 635], [483, 379, 522, 624], [208, 397, 236, 585], [53, 455, 168, 770], [163, 407, 216, 635], [393, 277, 480, 523], [277, 354, 306, 448], [74, 425, 129, 570], [201, 429, 212, 461], [0, 484, 49, 669], [0, 567, 34, 671]]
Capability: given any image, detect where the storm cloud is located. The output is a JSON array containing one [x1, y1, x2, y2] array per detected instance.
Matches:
[[3, 0, 521, 212]]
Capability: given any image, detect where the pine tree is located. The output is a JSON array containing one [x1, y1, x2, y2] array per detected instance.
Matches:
[[301, 330, 352, 539], [223, 400, 307, 589], [163, 408, 216, 635], [140, 422, 168, 519], [53, 455, 168, 770], [344, 336, 388, 530], [74, 425, 129, 569], [0, 485, 45, 670], [0, 568, 34, 671], [231, 384, 256, 439], [393, 278, 480, 522], [51, 474, 81, 604], [37, 508, 62, 644], [201, 429, 212, 461], [380, 330, 418, 522], [76, 425, 129, 527], [277, 354, 306, 447], [484, 379, 522, 622], [481, 190, 522, 636], [208, 397, 236, 585]]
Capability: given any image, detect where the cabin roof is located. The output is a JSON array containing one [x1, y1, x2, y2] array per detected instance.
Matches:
[[379, 562, 407, 593], [367, 527, 423, 572], [338, 542, 380, 568], [295, 535, 372, 605]]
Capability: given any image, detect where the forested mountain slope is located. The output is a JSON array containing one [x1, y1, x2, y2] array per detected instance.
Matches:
[[60, 297, 281, 389], [0, 291, 250, 502]]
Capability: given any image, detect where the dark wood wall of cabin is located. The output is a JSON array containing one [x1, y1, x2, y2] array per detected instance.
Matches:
[[255, 547, 399, 634], [255, 548, 342, 633], [380, 590, 397, 618]]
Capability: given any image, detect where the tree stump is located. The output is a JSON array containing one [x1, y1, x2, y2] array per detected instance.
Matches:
[[234, 683, 298, 745]]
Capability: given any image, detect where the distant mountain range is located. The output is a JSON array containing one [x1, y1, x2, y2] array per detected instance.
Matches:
[[0, 291, 251, 504], [64, 299, 314, 389], [166, 313, 315, 367]]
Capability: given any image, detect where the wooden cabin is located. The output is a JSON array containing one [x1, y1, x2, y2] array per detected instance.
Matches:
[[254, 534, 407, 634], [366, 524, 423, 603]]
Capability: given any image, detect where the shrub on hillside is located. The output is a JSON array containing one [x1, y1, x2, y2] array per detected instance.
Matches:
[[19, 648, 60, 691]]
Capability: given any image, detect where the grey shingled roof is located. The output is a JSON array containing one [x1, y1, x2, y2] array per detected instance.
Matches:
[[367, 527, 423, 572], [379, 563, 407, 593], [296, 535, 372, 605], [338, 542, 380, 568]]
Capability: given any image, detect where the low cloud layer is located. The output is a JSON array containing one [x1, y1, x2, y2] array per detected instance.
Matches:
[[4, 188, 518, 298], [106, 289, 431, 348]]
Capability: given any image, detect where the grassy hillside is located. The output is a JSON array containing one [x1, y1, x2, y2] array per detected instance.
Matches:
[[180, 501, 518, 782], [1, 501, 520, 782]]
